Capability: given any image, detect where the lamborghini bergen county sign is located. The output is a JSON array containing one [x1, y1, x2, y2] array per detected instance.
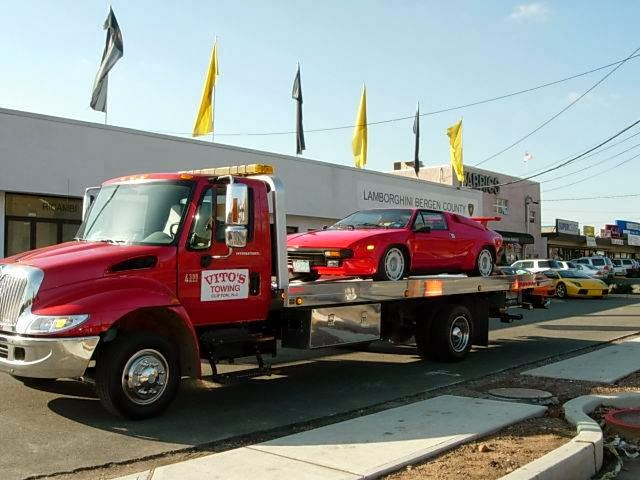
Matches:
[[358, 181, 481, 217]]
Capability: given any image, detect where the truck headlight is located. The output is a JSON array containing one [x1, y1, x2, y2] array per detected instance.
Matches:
[[16, 313, 89, 335]]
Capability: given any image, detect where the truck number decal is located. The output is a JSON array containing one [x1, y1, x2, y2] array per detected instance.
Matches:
[[201, 269, 249, 301], [184, 273, 199, 284]]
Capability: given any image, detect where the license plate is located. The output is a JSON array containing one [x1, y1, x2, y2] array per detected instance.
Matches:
[[292, 259, 310, 273]]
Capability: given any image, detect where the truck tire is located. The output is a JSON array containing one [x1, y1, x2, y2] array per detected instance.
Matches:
[[96, 332, 180, 420], [432, 304, 473, 362]]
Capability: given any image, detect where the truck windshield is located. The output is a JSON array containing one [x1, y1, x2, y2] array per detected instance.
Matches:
[[331, 209, 412, 229], [76, 181, 193, 245]]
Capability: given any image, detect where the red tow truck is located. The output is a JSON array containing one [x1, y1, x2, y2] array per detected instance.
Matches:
[[0, 164, 526, 419]]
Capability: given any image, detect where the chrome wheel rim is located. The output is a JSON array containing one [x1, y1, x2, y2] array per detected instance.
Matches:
[[478, 250, 493, 277], [557, 284, 566, 298], [384, 248, 405, 281], [450, 315, 470, 353], [122, 349, 169, 406]]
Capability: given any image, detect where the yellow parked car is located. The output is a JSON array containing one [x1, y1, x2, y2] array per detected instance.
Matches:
[[543, 270, 609, 299]]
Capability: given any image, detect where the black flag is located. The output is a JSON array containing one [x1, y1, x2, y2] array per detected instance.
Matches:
[[90, 7, 124, 113], [413, 103, 420, 176], [291, 63, 306, 154]]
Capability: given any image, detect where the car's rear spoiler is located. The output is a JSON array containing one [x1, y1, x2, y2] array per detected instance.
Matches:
[[471, 216, 502, 227]]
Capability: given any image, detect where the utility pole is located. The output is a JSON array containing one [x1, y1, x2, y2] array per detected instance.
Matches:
[[524, 195, 539, 259]]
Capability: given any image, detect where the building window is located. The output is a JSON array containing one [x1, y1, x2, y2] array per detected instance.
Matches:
[[494, 198, 509, 215], [529, 209, 536, 224], [286, 226, 299, 234], [4, 193, 82, 257]]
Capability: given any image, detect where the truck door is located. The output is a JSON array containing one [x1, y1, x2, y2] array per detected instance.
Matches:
[[177, 181, 271, 326]]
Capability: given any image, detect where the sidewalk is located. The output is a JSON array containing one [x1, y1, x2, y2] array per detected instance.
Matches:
[[117, 395, 545, 480]]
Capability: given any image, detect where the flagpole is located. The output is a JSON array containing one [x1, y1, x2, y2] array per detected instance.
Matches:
[[211, 36, 217, 143]]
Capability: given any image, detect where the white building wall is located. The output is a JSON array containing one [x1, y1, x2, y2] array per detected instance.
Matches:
[[0, 107, 482, 225]]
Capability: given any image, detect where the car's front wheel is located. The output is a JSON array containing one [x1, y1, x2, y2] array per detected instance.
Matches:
[[375, 247, 408, 281]]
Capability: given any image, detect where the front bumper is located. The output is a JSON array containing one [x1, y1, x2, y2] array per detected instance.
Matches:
[[0, 333, 99, 378], [314, 258, 378, 277]]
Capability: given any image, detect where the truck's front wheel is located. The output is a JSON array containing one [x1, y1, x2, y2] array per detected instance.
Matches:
[[96, 332, 180, 420]]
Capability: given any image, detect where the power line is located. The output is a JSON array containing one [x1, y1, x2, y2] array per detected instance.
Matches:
[[543, 151, 640, 192], [473, 45, 640, 167], [477, 118, 640, 189], [153, 52, 640, 137], [539, 142, 640, 184], [545, 193, 640, 201], [516, 128, 640, 178]]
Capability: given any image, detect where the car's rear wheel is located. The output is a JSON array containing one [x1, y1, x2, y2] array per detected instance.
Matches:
[[376, 247, 408, 281], [556, 282, 567, 298], [474, 248, 495, 277]]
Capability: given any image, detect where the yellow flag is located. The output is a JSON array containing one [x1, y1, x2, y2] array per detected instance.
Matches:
[[193, 41, 219, 137], [447, 119, 464, 183], [352, 86, 367, 169]]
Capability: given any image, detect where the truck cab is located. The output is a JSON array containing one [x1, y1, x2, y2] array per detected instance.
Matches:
[[0, 165, 286, 418]]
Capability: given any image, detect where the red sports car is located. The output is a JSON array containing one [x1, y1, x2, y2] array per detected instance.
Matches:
[[287, 208, 503, 281]]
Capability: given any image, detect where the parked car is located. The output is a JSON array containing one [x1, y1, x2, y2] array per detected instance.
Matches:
[[287, 208, 503, 281], [510, 258, 562, 273], [571, 257, 614, 280], [495, 266, 554, 307], [543, 270, 609, 299], [555, 260, 578, 270], [611, 259, 628, 276], [571, 263, 607, 279], [613, 258, 638, 277]]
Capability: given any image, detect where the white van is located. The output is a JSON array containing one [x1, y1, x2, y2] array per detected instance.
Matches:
[[511, 259, 562, 273]]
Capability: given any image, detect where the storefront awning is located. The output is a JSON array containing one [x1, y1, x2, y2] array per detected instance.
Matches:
[[495, 230, 535, 245]]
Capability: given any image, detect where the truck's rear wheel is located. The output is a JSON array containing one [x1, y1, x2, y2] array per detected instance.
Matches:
[[96, 332, 180, 420], [432, 304, 473, 362]]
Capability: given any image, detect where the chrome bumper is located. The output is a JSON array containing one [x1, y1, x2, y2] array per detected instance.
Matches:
[[0, 333, 99, 378]]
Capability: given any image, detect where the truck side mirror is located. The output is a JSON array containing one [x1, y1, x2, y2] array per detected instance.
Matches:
[[225, 183, 249, 226], [224, 183, 249, 248], [225, 226, 248, 248]]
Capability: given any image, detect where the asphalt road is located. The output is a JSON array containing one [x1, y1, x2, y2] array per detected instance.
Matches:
[[2, 297, 640, 480]]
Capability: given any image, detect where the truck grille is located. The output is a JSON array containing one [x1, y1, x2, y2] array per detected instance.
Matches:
[[0, 337, 8, 359], [0, 272, 29, 328]]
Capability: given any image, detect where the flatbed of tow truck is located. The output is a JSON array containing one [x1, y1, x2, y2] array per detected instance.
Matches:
[[282, 274, 522, 308]]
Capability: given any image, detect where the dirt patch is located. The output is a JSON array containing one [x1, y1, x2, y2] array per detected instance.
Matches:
[[384, 371, 640, 480], [385, 416, 572, 480]]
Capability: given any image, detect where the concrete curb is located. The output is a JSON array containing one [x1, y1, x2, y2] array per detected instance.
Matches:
[[607, 294, 640, 298], [113, 396, 546, 480], [501, 393, 640, 480]]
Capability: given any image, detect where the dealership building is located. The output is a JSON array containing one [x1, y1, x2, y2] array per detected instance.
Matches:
[[0, 107, 544, 260]]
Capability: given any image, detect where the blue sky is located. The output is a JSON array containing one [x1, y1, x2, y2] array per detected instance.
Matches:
[[1, 1, 639, 229]]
